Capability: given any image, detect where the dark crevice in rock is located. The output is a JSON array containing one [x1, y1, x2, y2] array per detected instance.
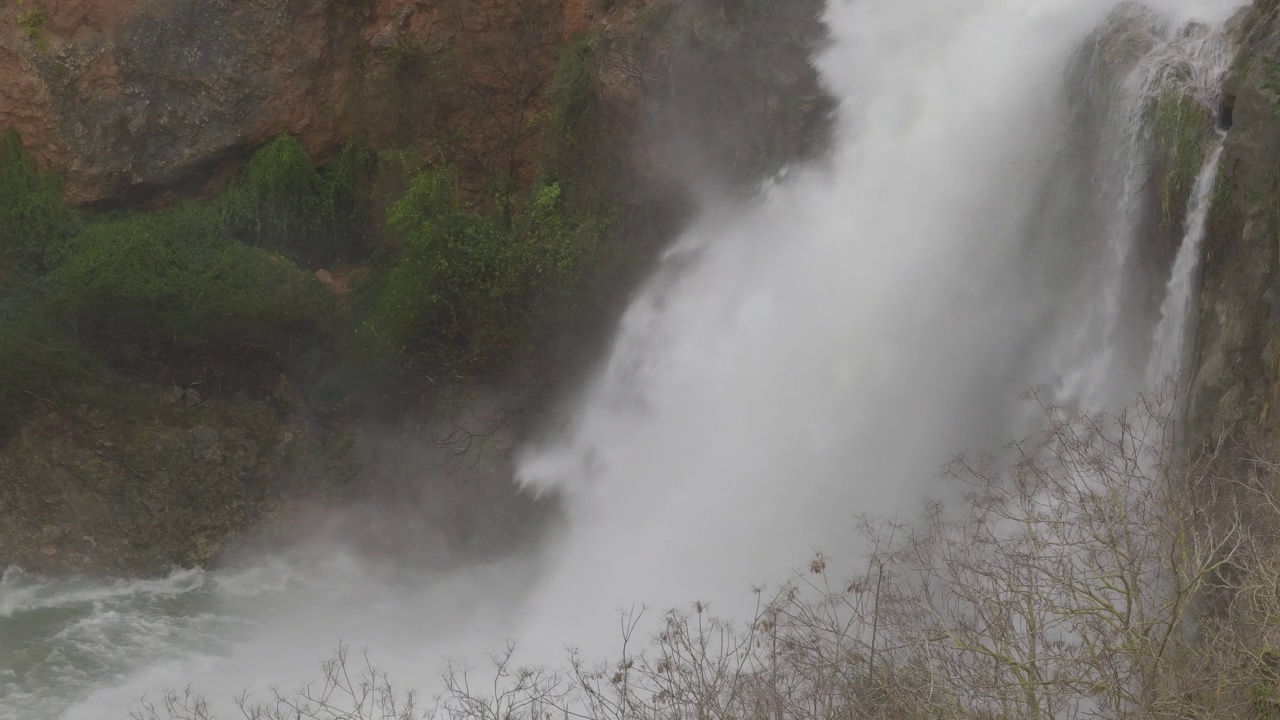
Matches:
[[1218, 92, 1236, 130]]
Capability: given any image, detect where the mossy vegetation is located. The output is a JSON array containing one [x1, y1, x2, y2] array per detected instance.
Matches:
[[0, 104, 623, 428], [361, 170, 608, 366], [0, 1, 825, 430], [0, 130, 76, 274], [0, 308, 106, 429], [1203, 159, 1237, 271], [1153, 91, 1213, 229], [540, 32, 604, 200], [0, 136, 347, 428], [52, 202, 335, 356], [549, 33, 600, 139], [222, 134, 378, 268], [15, 0, 46, 45]]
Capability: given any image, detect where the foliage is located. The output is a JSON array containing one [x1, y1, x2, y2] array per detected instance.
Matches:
[[0, 116, 624, 423], [50, 201, 334, 356], [548, 34, 601, 140], [221, 134, 378, 268], [362, 168, 606, 366], [221, 134, 324, 260], [0, 132, 366, 423], [0, 135, 88, 424], [318, 137, 380, 260], [0, 130, 77, 274], [0, 124, 620, 424]]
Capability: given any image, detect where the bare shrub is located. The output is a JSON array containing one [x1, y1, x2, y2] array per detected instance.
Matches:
[[142, 392, 1280, 720]]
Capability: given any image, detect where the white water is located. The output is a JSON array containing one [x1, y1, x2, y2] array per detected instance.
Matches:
[[1147, 144, 1225, 386], [1, 0, 1245, 717]]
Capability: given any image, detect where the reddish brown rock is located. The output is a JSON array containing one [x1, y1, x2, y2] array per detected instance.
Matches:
[[0, 0, 581, 205]]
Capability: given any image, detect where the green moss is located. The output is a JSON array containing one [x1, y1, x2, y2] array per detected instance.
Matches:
[[0, 130, 77, 274], [387, 37, 425, 78], [359, 168, 607, 367], [0, 132, 375, 425], [549, 33, 601, 139], [0, 118, 631, 419], [318, 137, 379, 258], [16, 0, 46, 45], [220, 134, 377, 268], [221, 134, 324, 262], [1262, 57, 1280, 101], [1205, 161, 1234, 249], [0, 303, 106, 429], [636, 3, 675, 31], [50, 202, 335, 355], [1153, 91, 1212, 229]]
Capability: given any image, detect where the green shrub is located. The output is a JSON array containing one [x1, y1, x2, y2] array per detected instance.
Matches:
[[0, 130, 77, 274], [0, 132, 390, 425], [319, 137, 379, 260], [549, 34, 601, 139], [221, 134, 377, 268], [361, 169, 606, 366], [51, 201, 334, 355], [221, 134, 324, 262]]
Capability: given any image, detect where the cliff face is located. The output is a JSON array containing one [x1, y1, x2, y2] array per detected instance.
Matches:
[[0, 383, 554, 575], [1187, 1, 1280, 440], [0, 0, 584, 205]]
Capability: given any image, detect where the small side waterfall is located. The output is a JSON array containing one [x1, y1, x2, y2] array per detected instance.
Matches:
[[1147, 143, 1224, 387], [1042, 8, 1234, 411]]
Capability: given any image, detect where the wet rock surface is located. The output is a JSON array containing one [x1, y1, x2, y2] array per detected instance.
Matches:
[[1187, 2, 1280, 439], [0, 381, 556, 575]]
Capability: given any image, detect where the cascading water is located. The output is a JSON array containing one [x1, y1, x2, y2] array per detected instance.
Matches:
[[508, 0, 1241, 651], [0, 0, 1247, 717], [1146, 144, 1224, 388]]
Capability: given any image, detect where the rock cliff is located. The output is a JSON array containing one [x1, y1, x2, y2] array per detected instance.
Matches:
[[1187, 0, 1280, 440], [0, 0, 586, 205]]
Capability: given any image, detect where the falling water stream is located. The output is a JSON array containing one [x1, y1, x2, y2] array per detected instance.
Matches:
[[1147, 144, 1226, 387], [0, 0, 1247, 717]]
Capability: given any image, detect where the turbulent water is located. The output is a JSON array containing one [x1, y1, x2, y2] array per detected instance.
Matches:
[[0, 0, 1248, 717]]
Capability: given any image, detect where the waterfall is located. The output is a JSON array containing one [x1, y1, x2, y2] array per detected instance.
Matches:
[[0, 1, 1249, 718], [506, 0, 1244, 656]]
